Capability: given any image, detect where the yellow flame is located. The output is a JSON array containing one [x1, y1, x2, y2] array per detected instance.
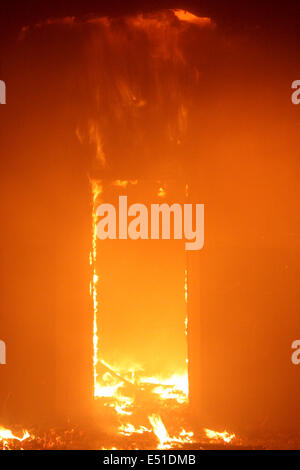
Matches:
[[140, 373, 188, 404], [113, 179, 138, 188], [90, 179, 103, 396], [119, 423, 151, 436], [89, 179, 192, 443], [157, 187, 166, 197], [149, 415, 194, 449], [149, 414, 170, 449], [0, 427, 30, 442], [204, 428, 236, 444]]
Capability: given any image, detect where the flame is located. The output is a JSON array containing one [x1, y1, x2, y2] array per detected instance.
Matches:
[[140, 373, 188, 404], [90, 179, 103, 395], [184, 268, 188, 337], [90, 178, 191, 443], [94, 362, 134, 415], [149, 414, 170, 449], [204, 428, 236, 444], [149, 415, 194, 449], [113, 179, 138, 188], [94, 359, 188, 408], [158, 187, 166, 197], [13, 10, 240, 451], [119, 424, 151, 436], [0, 427, 30, 446], [172, 9, 212, 27]]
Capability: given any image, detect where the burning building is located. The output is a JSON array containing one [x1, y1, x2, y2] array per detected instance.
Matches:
[[0, 3, 300, 450]]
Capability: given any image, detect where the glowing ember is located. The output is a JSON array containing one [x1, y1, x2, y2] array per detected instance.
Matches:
[[204, 428, 236, 444]]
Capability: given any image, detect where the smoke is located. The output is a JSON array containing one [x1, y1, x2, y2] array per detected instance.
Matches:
[[19, 9, 218, 178], [5, 6, 299, 433]]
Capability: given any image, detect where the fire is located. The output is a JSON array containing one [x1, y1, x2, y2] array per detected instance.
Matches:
[[172, 9, 212, 27], [140, 373, 188, 404], [149, 415, 194, 449], [0, 427, 30, 449], [90, 179, 103, 394], [184, 268, 188, 337], [113, 179, 138, 188], [0, 428, 30, 442], [119, 424, 151, 436], [94, 360, 188, 408], [82, 9, 235, 448], [89, 178, 193, 446], [157, 187, 166, 197], [0, 7, 246, 451], [204, 428, 236, 444], [149, 415, 170, 449]]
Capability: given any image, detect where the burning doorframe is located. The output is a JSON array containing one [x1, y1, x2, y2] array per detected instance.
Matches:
[[89, 179, 194, 447]]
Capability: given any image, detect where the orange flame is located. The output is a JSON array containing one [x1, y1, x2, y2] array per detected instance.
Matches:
[[172, 9, 212, 27]]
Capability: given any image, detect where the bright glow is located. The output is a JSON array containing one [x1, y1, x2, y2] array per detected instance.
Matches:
[[119, 423, 151, 436], [113, 179, 138, 188], [90, 179, 103, 395], [158, 186, 166, 197], [0, 427, 30, 442], [205, 428, 236, 443], [149, 414, 194, 449], [140, 373, 188, 403], [149, 414, 171, 449]]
